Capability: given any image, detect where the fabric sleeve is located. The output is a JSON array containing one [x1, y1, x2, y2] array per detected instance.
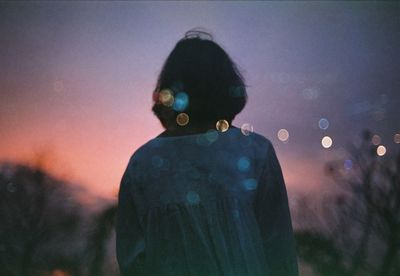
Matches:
[[116, 157, 146, 276], [253, 141, 299, 276]]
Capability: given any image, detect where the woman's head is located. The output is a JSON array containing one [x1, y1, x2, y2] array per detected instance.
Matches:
[[152, 28, 247, 131]]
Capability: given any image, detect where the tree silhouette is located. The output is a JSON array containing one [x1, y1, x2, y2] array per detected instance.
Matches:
[[84, 204, 118, 276], [295, 129, 400, 276], [0, 161, 85, 275]]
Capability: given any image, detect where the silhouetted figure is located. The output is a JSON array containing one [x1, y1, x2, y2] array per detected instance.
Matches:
[[115, 28, 299, 276]]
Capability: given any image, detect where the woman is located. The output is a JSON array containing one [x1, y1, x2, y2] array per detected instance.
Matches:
[[116, 29, 299, 276]]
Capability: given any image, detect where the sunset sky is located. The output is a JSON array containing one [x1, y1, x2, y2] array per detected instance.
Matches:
[[1, 1, 399, 204]]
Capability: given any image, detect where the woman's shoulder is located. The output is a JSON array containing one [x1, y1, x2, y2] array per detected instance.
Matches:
[[128, 141, 159, 162], [232, 126, 273, 151], [127, 125, 274, 162], [245, 129, 272, 146]]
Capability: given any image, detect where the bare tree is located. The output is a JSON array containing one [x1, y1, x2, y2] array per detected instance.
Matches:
[[0, 161, 85, 275], [84, 204, 118, 276], [295, 129, 400, 276]]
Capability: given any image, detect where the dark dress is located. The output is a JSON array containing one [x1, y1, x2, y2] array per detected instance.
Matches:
[[116, 126, 299, 275]]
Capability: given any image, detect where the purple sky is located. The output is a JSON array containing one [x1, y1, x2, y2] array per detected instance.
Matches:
[[0, 1, 399, 203]]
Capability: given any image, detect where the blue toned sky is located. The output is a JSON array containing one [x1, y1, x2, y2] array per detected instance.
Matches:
[[0, 1, 399, 201]]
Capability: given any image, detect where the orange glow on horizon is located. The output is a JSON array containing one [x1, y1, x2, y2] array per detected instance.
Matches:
[[1, 116, 319, 201], [0, 110, 164, 200]]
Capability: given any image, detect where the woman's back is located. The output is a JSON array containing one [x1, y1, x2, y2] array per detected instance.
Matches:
[[116, 126, 299, 275]]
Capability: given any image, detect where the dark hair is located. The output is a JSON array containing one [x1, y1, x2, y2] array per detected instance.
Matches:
[[151, 28, 248, 130]]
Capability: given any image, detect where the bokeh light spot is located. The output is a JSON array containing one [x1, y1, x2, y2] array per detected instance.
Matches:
[[176, 112, 189, 126], [394, 133, 400, 144], [237, 157, 250, 172], [302, 87, 319, 100], [172, 92, 189, 111], [321, 136, 333, 148], [196, 135, 208, 146], [241, 123, 254, 136], [151, 155, 164, 168], [205, 129, 219, 143], [377, 145, 386, 156], [186, 191, 200, 205], [318, 118, 329, 130], [196, 130, 218, 146], [216, 119, 229, 132], [277, 129, 289, 142], [53, 80, 64, 94], [372, 134, 381, 146], [242, 178, 258, 190], [7, 182, 16, 193], [344, 159, 353, 170], [159, 89, 174, 107], [208, 172, 217, 183]]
